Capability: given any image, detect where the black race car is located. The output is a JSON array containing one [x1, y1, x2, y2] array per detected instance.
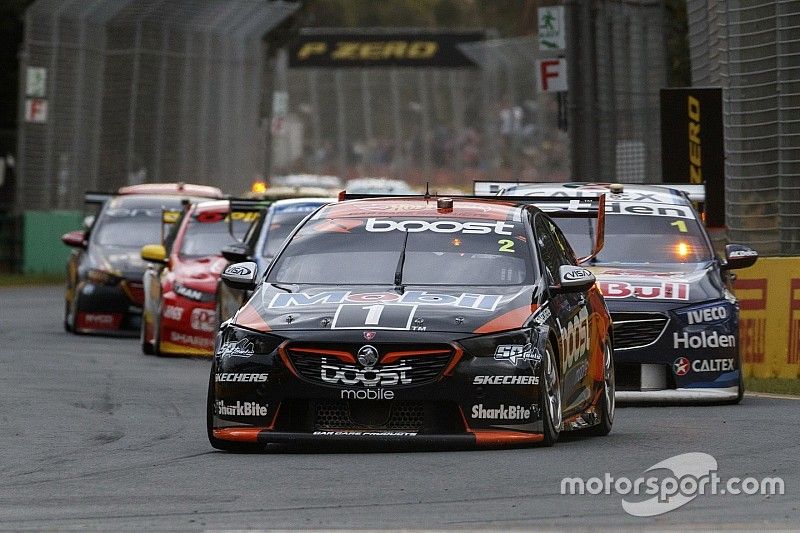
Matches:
[[61, 183, 223, 335], [207, 194, 614, 450], [489, 182, 758, 403]]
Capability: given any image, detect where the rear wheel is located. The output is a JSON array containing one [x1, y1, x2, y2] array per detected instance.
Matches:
[[207, 365, 263, 452], [540, 339, 562, 446], [587, 340, 615, 436], [63, 298, 73, 332]]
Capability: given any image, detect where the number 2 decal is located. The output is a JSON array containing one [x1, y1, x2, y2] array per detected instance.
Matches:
[[670, 220, 687, 233], [498, 239, 515, 253]]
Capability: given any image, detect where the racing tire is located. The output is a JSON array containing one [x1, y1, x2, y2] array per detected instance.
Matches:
[[206, 365, 263, 453], [586, 340, 615, 437], [63, 298, 73, 333], [140, 315, 154, 355], [723, 362, 745, 405], [152, 305, 163, 357], [540, 339, 562, 447]]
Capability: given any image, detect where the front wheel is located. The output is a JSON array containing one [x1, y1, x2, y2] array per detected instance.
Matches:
[[140, 313, 154, 355], [587, 340, 615, 436], [540, 339, 562, 446]]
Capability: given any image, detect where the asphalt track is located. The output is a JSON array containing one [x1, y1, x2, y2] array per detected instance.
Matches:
[[0, 285, 797, 530]]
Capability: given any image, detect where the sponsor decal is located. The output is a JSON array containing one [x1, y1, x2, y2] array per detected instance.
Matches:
[[224, 264, 252, 277], [321, 358, 411, 387], [190, 308, 216, 333], [312, 431, 417, 436], [473, 375, 539, 385], [356, 345, 379, 368], [596, 269, 687, 279], [534, 197, 696, 220], [599, 281, 690, 300], [471, 404, 533, 420], [195, 211, 259, 223], [493, 343, 540, 365], [170, 331, 213, 349], [729, 249, 757, 258], [673, 357, 690, 376], [215, 373, 268, 383], [174, 284, 205, 301], [218, 338, 255, 359], [673, 331, 736, 349], [214, 400, 268, 417], [340, 388, 394, 400], [563, 362, 588, 392], [76, 312, 122, 330], [163, 305, 184, 321], [672, 357, 735, 375], [684, 305, 728, 325], [269, 290, 503, 312], [559, 307, 589, 370], [533, 306, 552, 325], [563, 268, 592, 282], [365, 218, 514, 235]]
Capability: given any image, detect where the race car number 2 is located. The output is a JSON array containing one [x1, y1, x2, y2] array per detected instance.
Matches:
[[331, 304, 418, 330]]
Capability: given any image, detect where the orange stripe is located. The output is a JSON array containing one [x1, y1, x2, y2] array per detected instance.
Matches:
[[234, 302, 271, 331], [442, 344, 464, 376], [289, 346, 356, 364], [278, 342, 300, 378], [473, 304, 537, 334], [212, 427, 262, 442], [473, 430, 544, 446], [382, 349, 451, 365]]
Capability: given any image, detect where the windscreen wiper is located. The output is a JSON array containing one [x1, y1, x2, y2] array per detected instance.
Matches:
[[394, 230, 410, 293]]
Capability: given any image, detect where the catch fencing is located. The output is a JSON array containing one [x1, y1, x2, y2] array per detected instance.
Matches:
[[16, 0, 299, 211], [688, 0, 800, 255]]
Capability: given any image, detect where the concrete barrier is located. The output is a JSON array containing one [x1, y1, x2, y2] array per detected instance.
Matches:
[[734, 257, 800, 378]]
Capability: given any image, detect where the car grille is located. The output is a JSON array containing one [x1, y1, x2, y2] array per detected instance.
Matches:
[[314, 400, 424, 431], [611, 312, 669, 350], [286, 343, 454, 388]]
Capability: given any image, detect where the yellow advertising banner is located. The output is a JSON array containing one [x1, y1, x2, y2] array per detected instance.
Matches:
[[734, 257, 800, 378]]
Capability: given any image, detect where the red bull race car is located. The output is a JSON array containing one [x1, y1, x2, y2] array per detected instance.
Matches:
[[484, 181, 758, 403], [207, 193, 614, 450], [61, 183, 223, 335], [140, 200, 257, 356]]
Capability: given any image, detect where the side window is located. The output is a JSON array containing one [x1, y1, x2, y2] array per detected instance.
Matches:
[[548, 219, 578, 266], [534, 214, 561, 283]]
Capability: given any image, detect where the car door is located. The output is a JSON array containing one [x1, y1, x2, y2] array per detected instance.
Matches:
[[534, 213, 592, 414]]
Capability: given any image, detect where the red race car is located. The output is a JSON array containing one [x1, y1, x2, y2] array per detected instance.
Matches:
[[140, 200, 257, 356]]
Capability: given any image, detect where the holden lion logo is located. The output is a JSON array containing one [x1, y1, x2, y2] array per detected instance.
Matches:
[[357, 345, 379, 369], [673, 357, 690, 376]]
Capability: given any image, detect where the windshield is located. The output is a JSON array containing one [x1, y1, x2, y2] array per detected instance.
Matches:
[[261, 208, 319, 258], [556, 213, 713, 264], [179, 213, 252, 258], [268, 217, 534, 285], [92, 209, 163, 248]]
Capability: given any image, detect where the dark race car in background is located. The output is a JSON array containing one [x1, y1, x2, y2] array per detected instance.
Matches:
[[208, 194, 614, 450], [140, 200, 257, 356], [216, 197, 333, 330], [486, 181, 758, 403], [61, 183, 223, 335]]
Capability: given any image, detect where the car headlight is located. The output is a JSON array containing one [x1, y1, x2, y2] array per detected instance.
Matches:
[[216, 324, 283, 360], [458, 328, 536, 361], [86, 268, 121, 285]]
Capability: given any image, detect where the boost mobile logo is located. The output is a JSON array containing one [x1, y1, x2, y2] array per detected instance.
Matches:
[[365, 218, 514, 235], [560, 307, 589, 370]]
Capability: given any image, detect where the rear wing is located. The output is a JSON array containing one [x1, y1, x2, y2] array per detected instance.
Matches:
[[226, 198, 272, 241], [338, 191, 606, 265], [84, 191, 113, 205]]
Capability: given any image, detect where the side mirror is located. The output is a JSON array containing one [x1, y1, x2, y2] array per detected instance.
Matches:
[[221, 261, 258, 290], [82, 215, 95, 229], [61, 230, 87, 249], [553, 265, 596, 293], [723, 244, 758, 270], [141, 244, 168, 264], [221, 242, 252, 263]]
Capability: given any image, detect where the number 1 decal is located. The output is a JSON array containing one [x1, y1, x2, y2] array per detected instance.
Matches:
[[670, 220, 687, 233], [498, 239, 515, 253], [331, 304, 418, 330]]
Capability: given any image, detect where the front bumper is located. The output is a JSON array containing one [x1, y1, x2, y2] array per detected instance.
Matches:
[[158, 294, 216, 356], [73, 280, 143, 335]]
